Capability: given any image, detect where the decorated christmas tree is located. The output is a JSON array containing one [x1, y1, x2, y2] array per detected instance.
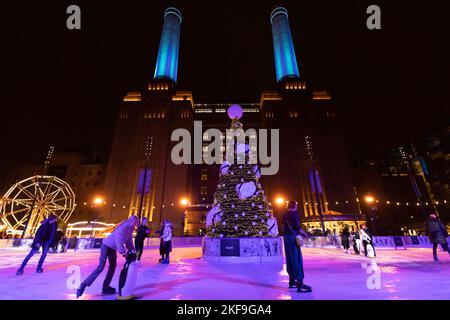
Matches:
[[206, 105, 278, 238]]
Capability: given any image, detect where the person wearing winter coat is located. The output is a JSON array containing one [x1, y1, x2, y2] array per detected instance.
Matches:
[[341, 225, 351, 253], [16, 214, 58, 275], [134, 217, 150, 264], [160, 219, 173, 264], [282, 200, 312, 293], [352, 231, 361, 254], [360, 224, 376, 257], [425, 213, 450, 263], [76, 215, 139, 298], [52, 230, 64, 252]]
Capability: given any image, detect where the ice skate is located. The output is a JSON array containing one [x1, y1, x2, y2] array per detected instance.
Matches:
[[116, 294, 141, 300], [76, 285, 86, 298], [102, 286, 116, 295], [16, 269, 24, 276], [36, 267, 44, 273], [297, 282, 312, 293]]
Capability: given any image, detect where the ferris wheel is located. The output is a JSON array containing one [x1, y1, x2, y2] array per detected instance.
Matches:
[[0, 175, 76, 237]]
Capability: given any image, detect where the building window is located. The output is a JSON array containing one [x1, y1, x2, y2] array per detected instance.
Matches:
[[305, 136, 314, 160], [201, 169, 208, 181], [201, 187, 208, 195]]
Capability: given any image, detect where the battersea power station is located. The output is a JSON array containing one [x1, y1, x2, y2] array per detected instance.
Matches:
[[102, 5, 362, 236]]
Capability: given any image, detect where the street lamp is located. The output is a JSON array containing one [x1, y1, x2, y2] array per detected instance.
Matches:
[[93, 197, 105, 205], [180, 198, 189, 206], [275, 196, 285, 206], [364, 195, 375, 204]]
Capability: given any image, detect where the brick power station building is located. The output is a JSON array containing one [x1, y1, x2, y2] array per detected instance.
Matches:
[[101, 5, 362, 236]]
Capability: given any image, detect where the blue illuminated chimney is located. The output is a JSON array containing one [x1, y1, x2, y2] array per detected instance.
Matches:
[[270, 6, 300, 82], [153, 7, 182, 83]]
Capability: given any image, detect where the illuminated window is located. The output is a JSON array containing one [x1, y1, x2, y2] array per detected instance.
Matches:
[[201, 169, 208, 181], [201, 187, 207, 195]]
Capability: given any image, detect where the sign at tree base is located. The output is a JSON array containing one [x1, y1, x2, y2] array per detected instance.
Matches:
[[203, 237, 283, 263]]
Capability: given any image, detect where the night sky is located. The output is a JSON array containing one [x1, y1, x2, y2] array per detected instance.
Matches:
[[3, 0, 449, 168]]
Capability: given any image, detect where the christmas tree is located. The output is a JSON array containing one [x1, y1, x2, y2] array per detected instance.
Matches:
[[206, 105, 278, 238]]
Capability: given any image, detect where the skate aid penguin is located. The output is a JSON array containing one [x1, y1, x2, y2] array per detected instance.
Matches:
[[117, 249, 141, 300]]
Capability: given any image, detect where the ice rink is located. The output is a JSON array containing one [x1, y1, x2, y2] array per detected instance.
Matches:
[[0, 246, 449, 300]]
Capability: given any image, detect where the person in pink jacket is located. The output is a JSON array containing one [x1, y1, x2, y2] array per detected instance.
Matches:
[[76, 215, 139, 298]]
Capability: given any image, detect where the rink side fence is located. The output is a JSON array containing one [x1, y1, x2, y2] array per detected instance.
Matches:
[[1, 236, 449, 250]]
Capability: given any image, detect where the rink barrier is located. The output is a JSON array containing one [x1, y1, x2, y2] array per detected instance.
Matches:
[[1, 236, 448, 250], [202, 237, 283, 263]]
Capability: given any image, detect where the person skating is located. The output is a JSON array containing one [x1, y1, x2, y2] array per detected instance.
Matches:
[[52, 230, 64, 253], [156, 221, 164, 263], [341, 225, 351, 253], [424, 213, 450, 263], [352, 231, 362, 255], [134, 217, 150, 265], [282, 200, 312, 293], [16, 214, 58, 275], [76, 215, 139, 298], [160, 219, 173, 264], [360, 224, 376, 258]]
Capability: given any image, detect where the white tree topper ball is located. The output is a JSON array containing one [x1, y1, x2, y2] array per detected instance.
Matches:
[[227, 104, 243, 119]]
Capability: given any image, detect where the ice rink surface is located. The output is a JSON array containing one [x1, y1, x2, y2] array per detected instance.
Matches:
[[0, 246, 449, 300]]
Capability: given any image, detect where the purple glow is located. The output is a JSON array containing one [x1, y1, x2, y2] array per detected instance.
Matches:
[[314, 169, 323, 194], [137, 168, 152, 194]]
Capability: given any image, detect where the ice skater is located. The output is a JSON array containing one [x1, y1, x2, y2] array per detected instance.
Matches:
[[16, 214, 58, 275], [341, 224, 351, 253], [282, 200, 312, 293], [160, 219, 173, 264], [425, 213, 450, 263], [360, 224, 376, 258], [352, 231, 362, 255], [135, 217, 150, 265], [76, 215, 139, 298]]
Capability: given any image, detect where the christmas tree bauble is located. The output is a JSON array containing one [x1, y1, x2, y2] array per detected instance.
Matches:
[[235, 181, 257, 199]]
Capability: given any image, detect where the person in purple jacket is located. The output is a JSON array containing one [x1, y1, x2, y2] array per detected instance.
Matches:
[[76, 215, 139, 298]]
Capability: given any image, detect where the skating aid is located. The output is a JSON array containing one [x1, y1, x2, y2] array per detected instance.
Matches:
[[118, 250, 140, 299]]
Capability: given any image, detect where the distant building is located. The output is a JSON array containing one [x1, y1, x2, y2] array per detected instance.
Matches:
[[102, 5, 361, 236], [352, 122, 450, 234]]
